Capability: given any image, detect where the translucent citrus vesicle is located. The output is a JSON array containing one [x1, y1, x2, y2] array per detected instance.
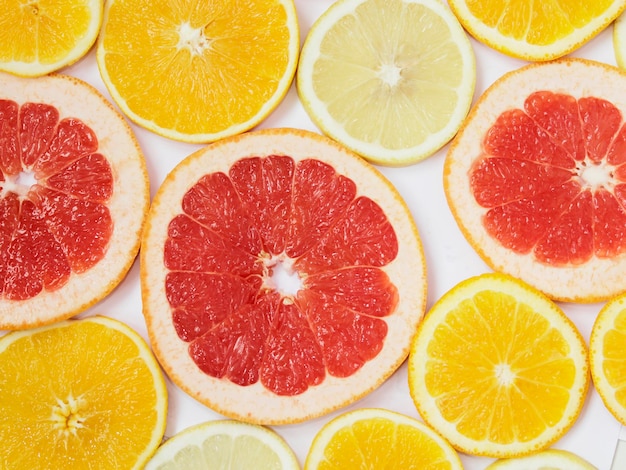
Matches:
[[445, 58, 626, 302], [0, 316, 168, 469], [448, 0, 626, 61], [97, 0, 299, 143], [0, 72, 149, 329], [408, 273, 589, 458], [141, 128, 427, 424]]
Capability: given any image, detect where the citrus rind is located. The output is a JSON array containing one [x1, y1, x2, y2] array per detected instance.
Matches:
[[614, 10, 626, 69], [445, 58, 626, 303], [144, 420, 299, 470], [0, 72, 150, 330], [448, 0, 626, 61], [141, 128, 427, 424], [408, 273, 589, 458], [297, 0, 476, 166]]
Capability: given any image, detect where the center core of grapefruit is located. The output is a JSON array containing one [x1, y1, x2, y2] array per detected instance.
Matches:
[[264, 256, 302, 297], [578, 160, 614, 189]]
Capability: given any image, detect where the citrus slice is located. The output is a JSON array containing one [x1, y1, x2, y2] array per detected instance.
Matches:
[[296, 0, 476, 166], [0, 315, 168, 469], [144, 420, 299, 469], [484, 449, 597, 469], [408, 272, 589, 458], [448, 0, 626, 61], [96, 0, 299, 143], [444, 58, 626, 303], [589, 293, 626, 425], [0, 0, 103, 77], [614, 11, 626, 69], [304, 408, 463, 469], [141, 128, 427, 424], [0, 72, 149, 329]]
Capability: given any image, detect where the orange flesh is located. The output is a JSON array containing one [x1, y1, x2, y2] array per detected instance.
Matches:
[[470, 91, 626, 266], [163, 155, 399, 396], [0, 100, 113, 301]]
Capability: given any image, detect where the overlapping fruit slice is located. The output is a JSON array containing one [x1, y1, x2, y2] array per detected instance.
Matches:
[[445, 58, 626, 302], [0, 72, 149, 329], [141, 128, 427, 424]]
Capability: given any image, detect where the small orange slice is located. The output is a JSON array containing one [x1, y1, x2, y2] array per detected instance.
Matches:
[[408, 273, 589, 458], [141, 128, 427, 424], [445, 58, 626, 303], [0, 72, 149, 329]]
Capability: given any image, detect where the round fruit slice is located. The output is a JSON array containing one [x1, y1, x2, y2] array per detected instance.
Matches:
[[144, 420, 299, 470], [0, 0, 103, 77], [304, 408, 463, 469], [614, 11, 626, 69], [96, 0, 299, 143], [297, 0, 475, 166], [445, 58, 626, 303], [484, 449, 596, 469], [448, 0, 626, 61], [0, 72, 149, 329], [0, 315, 168, 469], [141, 128, 427, 424], [589, 293, 626, 425], [408, 273, 589, 458]]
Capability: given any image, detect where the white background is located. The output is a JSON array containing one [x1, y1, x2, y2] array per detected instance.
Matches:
[[52, 0, 625, 468]]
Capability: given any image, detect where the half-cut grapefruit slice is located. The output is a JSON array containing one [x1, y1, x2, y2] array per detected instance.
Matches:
[[445, 58, 626, 303], [140, 128, 427, 424], [0, 72, 149, 329]]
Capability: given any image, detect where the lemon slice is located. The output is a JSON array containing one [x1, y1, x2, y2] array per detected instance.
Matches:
[[0, 315, 168, 468], [144, 420, 300, 469], [408, 273, 589, 458], [304, 408, 463, 469], [97, 0, 299, 143], [614, 10, 626, 69], [297, 0, 475, 166], [485, 449, 597, 469], [0, 0, 103, 77], [449, 0, 626, 61], [590, 293, 626, 425]]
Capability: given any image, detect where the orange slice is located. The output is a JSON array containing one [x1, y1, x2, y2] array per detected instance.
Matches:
[[0, 0, 103, 77], [304, 408, 463, 469], [140, 128, 427, 424], [0, 315, 168, 468], [144, 420, 299, 469], [448, 0, 626, 61], [408, 273, 589, 458], [445, 58, 626, 303], [590, 293, 626, 425], [0, 72, 149, 329], [96, 0, 299, 143]]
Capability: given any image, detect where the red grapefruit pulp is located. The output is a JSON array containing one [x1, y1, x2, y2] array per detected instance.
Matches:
[[0, 72, 149, 329], [445, 59, 626, 302], [141, 128, 427, 424]]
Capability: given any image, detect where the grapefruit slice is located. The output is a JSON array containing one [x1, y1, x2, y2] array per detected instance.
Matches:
[[0, 72, 149, 329], [140, 128, 427, 424], [444, 58, 626, 303]]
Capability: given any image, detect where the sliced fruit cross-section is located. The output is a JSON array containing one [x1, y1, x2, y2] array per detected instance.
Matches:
[[0, 72, 149, 329], [445, 58, 626, 303], [0, 316, 168, 469], [141, 128, 427, 424]]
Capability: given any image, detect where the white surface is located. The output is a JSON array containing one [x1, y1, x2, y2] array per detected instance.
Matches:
[[19, 1, 625, 469]]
